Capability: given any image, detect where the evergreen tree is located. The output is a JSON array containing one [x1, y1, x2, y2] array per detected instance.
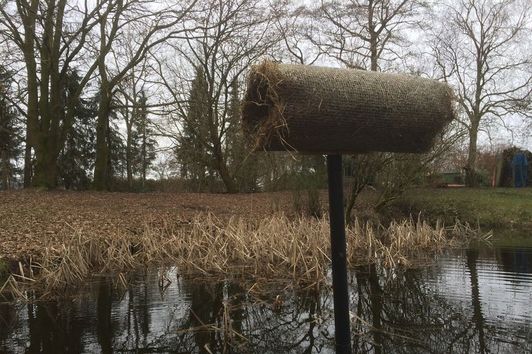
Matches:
[[130, 91, 157, 189], [0, 67, 23, 189], [177, 66, 212, 191], [108, 121, 127, 184], [58, 71, 98, 190], [226, 80, 259, 192], [87, 89, 128, 190]]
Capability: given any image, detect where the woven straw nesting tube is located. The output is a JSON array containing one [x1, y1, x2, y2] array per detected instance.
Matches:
[[242, 62, 455, 154]]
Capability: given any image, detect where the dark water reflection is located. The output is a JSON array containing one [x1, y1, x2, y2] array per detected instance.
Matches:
[[1, 240, 531, 353]]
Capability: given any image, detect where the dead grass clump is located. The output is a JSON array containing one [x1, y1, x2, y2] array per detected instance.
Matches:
[[0, 213, 487, 298], [36, 227, 137, 291], [242, 61, 290, 152]]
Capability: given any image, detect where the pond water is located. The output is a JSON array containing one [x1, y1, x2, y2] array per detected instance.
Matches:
[[1, 235, 531, 353]]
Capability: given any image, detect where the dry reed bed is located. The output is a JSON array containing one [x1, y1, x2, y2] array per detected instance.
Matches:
[[1, 213, 488, 298]]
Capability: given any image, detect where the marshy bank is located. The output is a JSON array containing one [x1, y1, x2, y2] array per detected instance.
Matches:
[[1, 237, 531, 353], [1, 190, 529, 353], [0, 190, 489, 299], [2, 213, 487, 298]]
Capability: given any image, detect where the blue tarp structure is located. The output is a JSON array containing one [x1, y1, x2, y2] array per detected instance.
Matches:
[[512, 152, 528, 188]]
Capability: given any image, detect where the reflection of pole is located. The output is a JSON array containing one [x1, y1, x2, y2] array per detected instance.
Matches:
[[466, 249, 486, 354], [327, 154, 352, 354], [369, 265, 383, 354], [97, 280, 113, 354]]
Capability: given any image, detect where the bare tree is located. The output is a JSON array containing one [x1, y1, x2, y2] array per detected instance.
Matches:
[[431, 0, 532, 186], [0, 0, 198, 189], [305, 0, 428, 221], [92, 0, 198, 190], [155, 0, 282, 193], [309, 0, 424, 70], [0, 0, 112, 188], [272, 3, 322, 65], [114, 43, 151, 190]]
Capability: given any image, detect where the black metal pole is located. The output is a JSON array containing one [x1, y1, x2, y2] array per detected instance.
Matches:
[[326, 154, 352, 354]]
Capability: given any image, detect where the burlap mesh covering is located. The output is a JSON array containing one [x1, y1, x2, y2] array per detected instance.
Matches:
[[242, 61, 455, 154]]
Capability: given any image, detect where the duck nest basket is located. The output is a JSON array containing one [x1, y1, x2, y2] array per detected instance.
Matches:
[[242, 61, 455, 154]]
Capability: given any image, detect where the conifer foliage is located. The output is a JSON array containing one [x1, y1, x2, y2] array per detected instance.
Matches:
[[0, 67, 23, 190]]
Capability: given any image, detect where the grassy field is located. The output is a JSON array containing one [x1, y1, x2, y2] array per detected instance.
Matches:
[[396, 188, 532, 229]]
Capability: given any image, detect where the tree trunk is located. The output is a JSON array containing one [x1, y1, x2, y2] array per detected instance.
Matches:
[[141, 106, 147, 190], [218, 162, 238, 193], [94, 97, 111, 190], [368, 0, 378, 72], [23, 129, 32, 187], [213, 143, 237, 193], [1, 150, 9, 190], [126, 136, 133, 190], [94, 12, 112, 191], [125, 109, 133, 191], [466, 122, 479, 187], [141, 130, 146, 190], [19, 0, 39, 188], [32, 142, 58, 189], [31, 83, 65, 189]]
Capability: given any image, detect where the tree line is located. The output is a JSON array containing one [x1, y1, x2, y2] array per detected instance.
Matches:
[[0, 0, 530, 193]]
